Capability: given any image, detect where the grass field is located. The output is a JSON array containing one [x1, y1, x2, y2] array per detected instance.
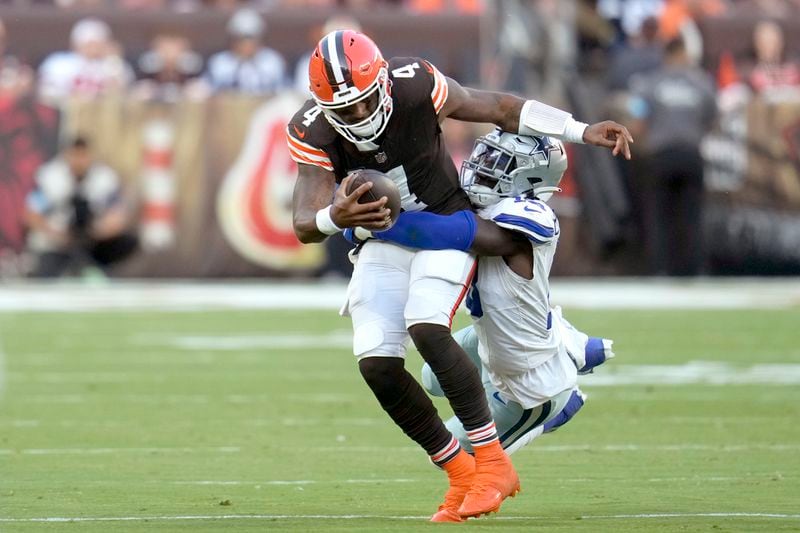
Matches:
[[1, 289, 799, 532]]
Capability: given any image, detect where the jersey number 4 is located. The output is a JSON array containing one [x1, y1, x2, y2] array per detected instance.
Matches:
[[385, 165, 427, 212], [391, 62, 420, 79], [302, 106, 322, 127]]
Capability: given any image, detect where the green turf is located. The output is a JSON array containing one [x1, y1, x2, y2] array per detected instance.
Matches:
[[1, 308, 799, 532]]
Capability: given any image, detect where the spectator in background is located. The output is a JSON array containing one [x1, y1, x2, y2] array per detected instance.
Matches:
[[24, 136, 137, 278], [658, 0, 726, 65], [607, 16, 663, 91], [205, 8, 287, 95], [120, 0, 167, 9], [134, 32, 207, 102], [406, 0, 482, 13], [293, 15, 361, 96], [597, 0, 664, 44], [629, 37, 716, 276], [37, 18, 133, 106], [748, 20, 800, 95], [0, 18, 34, 103], [53, 0, 106, 8]]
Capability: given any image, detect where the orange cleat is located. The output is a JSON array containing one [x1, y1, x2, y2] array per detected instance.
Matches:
[[430, 449, 475, 523], [430, 508, 464, 523], [457, 441, 520, 518]]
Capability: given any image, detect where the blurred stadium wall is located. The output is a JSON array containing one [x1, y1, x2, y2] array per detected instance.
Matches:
[[0, 6, 798, 278]]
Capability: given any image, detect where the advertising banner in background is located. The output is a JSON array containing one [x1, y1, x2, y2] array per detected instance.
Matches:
[[46, 92, 326, 277], [1, 92, 799, 277]]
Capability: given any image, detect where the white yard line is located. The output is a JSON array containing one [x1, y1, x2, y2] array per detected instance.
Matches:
[[15, 393, 360, 405], [8, 361, 800, 387], [172, 479, 416, 486], [0, 417, 385, 428], [583, 513, 800, 520], [0, 279, 799, 312], [309, 443, 800, 453], [4, 443, 796, 456], [151, 332, 354, 351], [0, 512, 798, 523], [580, 362, 800, 386], [0, 446, 240, 455]]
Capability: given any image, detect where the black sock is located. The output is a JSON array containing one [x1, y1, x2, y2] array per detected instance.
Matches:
[[358, 357, 452, 456], [408, 323, 491, 431]]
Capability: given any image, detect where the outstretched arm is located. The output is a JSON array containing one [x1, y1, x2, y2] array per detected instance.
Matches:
[[292, 165, 392, 243], [440, 76, 634, 159], [366, 210, 528, 257]]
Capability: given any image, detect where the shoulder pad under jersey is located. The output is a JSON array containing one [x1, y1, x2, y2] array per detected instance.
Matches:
[[388, 57, 449, 115], [286, 99, 336, 172], [481, 197, 559, 245]]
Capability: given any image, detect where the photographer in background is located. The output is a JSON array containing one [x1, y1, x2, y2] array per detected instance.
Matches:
[[24, 136, 137, 278]]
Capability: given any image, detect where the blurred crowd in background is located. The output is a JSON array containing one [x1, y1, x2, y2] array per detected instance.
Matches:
[[0, 0, 799, 279]]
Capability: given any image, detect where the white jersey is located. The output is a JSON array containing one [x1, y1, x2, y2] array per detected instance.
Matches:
[[466, 197, 576, 408]]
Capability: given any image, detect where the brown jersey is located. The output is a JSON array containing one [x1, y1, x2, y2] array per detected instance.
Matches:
[[287, 57, 471, 215]]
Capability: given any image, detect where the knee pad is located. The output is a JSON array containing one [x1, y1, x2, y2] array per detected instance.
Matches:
[[352, 320, 409, 359]]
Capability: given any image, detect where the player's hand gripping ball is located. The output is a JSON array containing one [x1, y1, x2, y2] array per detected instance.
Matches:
[[345, 169, 402, 229]]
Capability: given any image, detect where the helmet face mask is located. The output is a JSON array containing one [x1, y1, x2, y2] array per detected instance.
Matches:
[[308, 31, 393, 145], [460, 129, 567, 207]]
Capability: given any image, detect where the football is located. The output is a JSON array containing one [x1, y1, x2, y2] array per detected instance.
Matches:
[[345, 169, 402, 226]]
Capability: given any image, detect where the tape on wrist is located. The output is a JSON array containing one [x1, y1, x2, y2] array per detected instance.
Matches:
[[353, 226, 373, 241], [563, 117, 588, 144], [518, 99, 588, 144], [315, 205, 342, 235]]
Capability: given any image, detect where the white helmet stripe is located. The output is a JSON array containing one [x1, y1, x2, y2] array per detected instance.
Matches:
[[324, 32, 346, 86]]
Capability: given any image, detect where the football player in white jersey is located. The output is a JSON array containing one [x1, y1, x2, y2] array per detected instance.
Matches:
[[348, 129, 614, 455]]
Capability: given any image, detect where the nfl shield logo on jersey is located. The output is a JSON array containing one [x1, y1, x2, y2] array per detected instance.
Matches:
[[375, 151, 388, 164]]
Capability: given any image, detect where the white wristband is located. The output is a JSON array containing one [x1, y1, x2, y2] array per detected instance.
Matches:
[[563, 117, 588, 144], [315, 205, 342, 235], [518, 99, 587, 144]]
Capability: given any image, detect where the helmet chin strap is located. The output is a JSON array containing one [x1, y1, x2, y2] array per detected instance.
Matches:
[[467, 184, 500, 207], [349, 112, 385, 139]]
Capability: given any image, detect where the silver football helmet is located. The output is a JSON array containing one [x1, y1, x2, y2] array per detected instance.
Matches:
[[460, 129, 568, 207]]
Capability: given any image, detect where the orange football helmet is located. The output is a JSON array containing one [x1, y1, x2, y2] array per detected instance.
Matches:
[[308, 30, 393, 144]]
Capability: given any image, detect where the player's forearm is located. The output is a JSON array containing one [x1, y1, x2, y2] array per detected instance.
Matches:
[[372, 210, 521, 257], [292, 164, 339, 244], [448, 84, 588, 144], [470, 217, 528, 256], [449, 88, 525, 131], [372, 210, 477, 251], [293, 209, 329, 244]]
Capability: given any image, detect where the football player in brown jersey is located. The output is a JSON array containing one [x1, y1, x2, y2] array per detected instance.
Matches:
[[287, 30, 632, 522]]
